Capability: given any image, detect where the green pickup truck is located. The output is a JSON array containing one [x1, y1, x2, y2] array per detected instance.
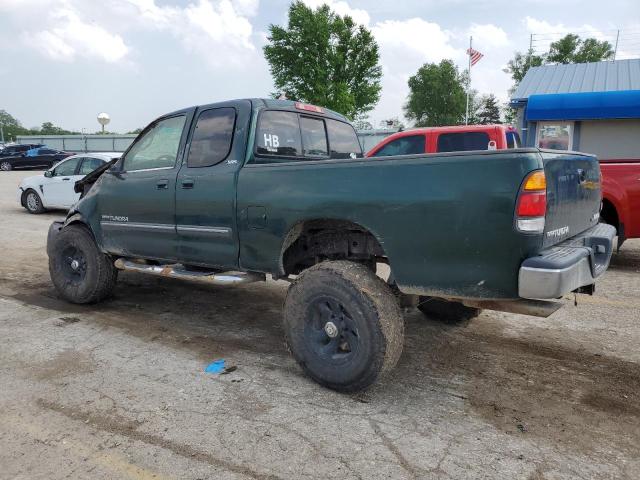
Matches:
[[47, 98, 615, 392]]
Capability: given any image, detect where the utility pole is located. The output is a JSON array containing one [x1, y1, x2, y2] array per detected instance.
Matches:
[[613, 30, 620, 61]]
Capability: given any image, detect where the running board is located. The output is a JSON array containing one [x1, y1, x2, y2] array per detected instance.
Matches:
[[114, 258, 265, 285]]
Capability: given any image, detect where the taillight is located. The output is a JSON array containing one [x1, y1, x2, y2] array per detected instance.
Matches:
[[516, 170, 546, 233]]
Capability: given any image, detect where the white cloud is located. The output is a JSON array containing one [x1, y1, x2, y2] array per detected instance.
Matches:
[[468, 23, 510, 48], [302, 0, 371, 25], [123, 0, 258, 67], [22, 5, 129, 63]]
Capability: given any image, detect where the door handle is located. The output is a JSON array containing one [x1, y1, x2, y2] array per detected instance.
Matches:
[[62, 177, 70, 181], [156, 179, 169, 190], [181, 179, 195, 189]]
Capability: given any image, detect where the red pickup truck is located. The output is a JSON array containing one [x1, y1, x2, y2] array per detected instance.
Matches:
[[366, 124, 521, 156], [367, 125, 639, 247]]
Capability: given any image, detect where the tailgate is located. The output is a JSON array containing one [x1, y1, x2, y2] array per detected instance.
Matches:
[[541, 150, 601, 248]]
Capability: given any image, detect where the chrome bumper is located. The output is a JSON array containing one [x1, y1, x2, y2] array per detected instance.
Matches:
[[518, 223, 616, 299]]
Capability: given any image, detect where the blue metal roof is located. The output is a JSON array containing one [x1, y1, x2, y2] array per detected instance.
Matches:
[[525, 90, 640, 121], [512, 59, 640, 101]]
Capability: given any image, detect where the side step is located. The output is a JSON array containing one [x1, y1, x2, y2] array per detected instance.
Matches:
[[114, 258, 266, 285], [461, 298, 564, 318]]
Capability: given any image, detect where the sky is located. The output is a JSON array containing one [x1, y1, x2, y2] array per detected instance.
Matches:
[[0, 0, 639, 133]]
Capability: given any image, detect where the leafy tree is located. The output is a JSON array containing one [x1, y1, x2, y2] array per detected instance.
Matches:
[[507, 34, 614, 92], [547, 34, 613, 64], [37, 121, 80, 135], [0, 110, 30, 141], [506, 49, 544, 86], [404, 60, 466, 127], [127, 128, 143, 134], [263, 1, 382, 119], [475, 94, 502, 124]]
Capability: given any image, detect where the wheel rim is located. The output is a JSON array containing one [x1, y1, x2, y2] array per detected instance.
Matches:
[[59, 245, 88, 285], [0, 162, 10, 171], [26, 192, 39, 211], [304, 296, 360, 364]]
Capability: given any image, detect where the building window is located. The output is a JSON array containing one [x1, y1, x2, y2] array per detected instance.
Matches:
[[536, 122, 573, 150]]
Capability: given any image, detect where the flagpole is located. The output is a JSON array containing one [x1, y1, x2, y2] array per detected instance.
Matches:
[[465, 36, 472, 125]]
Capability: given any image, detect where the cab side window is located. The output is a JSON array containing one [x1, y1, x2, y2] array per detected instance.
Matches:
[[53, 158, 80, 176], [255, 110, 302, 158], [326, 119, 362, 159], [124, 115, 186, 171], [374, 135, 425, 157], [187, 108, 236, 168]]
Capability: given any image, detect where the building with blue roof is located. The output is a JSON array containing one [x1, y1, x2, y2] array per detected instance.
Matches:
[[510, 58, 640, 160]]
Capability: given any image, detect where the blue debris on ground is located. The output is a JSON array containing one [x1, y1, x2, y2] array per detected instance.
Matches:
[[204, 359, 225, 374]]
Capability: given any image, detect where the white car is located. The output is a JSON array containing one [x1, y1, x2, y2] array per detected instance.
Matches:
[[17, 152, 120, 214]]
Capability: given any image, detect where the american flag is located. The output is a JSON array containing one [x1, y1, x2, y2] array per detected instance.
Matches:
[[467, 47, 484, 66]]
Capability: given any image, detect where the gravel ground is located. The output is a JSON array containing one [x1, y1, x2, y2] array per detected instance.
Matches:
[[1, 170, 639, 479]]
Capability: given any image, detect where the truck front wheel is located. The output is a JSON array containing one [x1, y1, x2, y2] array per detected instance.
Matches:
[[48, 224, 118, 304], [283, 261, 404, 392], [418, 297, 481, 324]]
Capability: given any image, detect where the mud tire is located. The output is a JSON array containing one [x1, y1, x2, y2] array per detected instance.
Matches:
[[49, 224, 118, 304], [284, 260, 404, 392]]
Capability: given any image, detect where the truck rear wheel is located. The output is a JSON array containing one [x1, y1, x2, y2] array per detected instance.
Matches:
[[283, 260, 404, 392], [418, 297, 481, 324], [48, 224, 118, 304]]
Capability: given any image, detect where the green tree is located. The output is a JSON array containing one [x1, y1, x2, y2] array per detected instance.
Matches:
[[507, 34, 614, 93], [506, 49, 544, 86], [37, 121, 80, 135], [547, 34, 613, 64], [0, 110, 30, 141], [404, 60, 466, 127], [263, 1, 382, 119], [475, 94, 502, 125], [127, 128, 143, 134]]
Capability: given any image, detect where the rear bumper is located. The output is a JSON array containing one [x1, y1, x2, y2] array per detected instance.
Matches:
[[518, 223, 616, 299]]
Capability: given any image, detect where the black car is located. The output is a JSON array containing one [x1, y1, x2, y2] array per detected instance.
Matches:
[[0, 147, 72, 171], [0, 143, 44, 158]]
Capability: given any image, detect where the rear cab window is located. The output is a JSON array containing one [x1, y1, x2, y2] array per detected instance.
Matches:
[[436, 132, 490, 153], [254, 110, 362, 163]]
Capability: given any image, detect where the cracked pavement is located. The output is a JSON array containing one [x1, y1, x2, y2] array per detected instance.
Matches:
[[1, 170, 639, 479]]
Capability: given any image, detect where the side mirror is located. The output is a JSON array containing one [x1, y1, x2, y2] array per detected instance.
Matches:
[[488, 140, 497, 150], [44, 170, 53, 178]]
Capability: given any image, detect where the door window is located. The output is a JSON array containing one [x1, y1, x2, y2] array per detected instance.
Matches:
[[375, 135, 425, 157], [53, 157, 80, 176], [436, 132, 490, 152], [536, 122, 573, 150], [255, 110, 302, 158], [300, 117, 328, 157], [186, 108, 236, 168], [326, 119, 362, 159], [124, 115, 186, 171], [79, 157, 105, 175]]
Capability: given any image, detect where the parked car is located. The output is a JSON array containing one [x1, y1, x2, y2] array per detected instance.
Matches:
[[17, 152, 120, 213], [0, 146, 71, 171], [366, 124, 521, 157], [0, 143, 45, 159], [46, 99, 615, 392]]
